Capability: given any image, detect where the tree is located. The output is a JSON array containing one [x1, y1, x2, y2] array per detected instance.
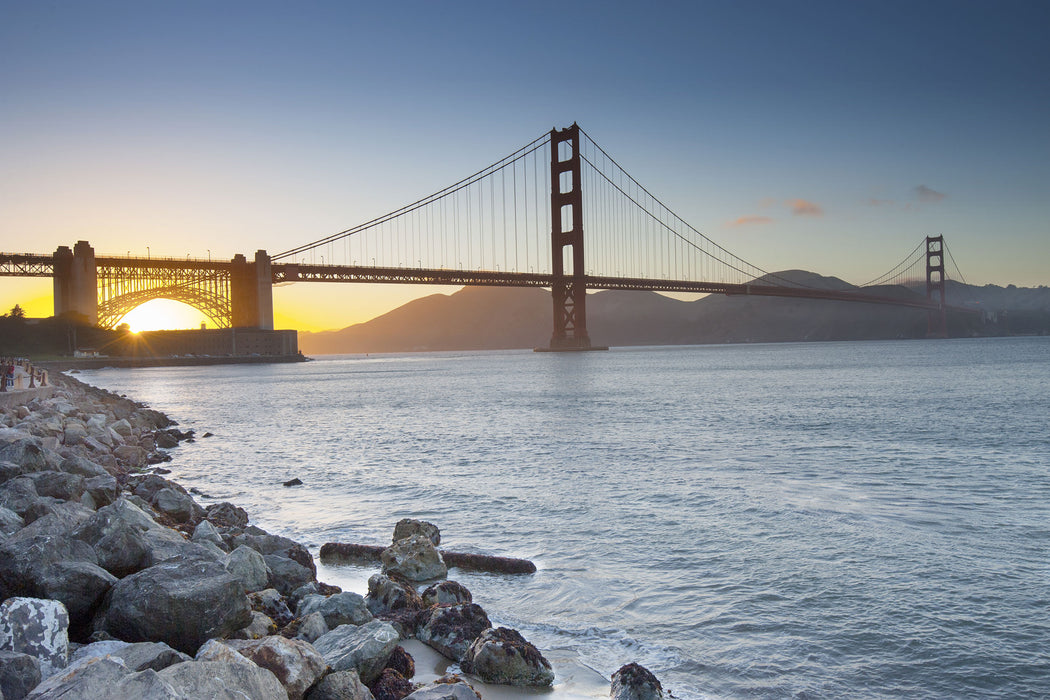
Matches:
[[7, 304, 25, 320]]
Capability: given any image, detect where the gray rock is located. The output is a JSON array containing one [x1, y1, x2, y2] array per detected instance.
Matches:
[[194, 639, 257, 666], [231, 611, 277, 640], [403, 678, 482, 700], [294, 612, 328, 644], [190, 520, 226, 550], [249, 588, 295, 628], [24, 655, 130, 700], [95, 555, 251, 654], [0, 440, 48, 473], [611, 663, 665, 700], [62, 421, 88, 446], [305, 669, 374, 700], [416, 603, 491, 662], [205, 501, 249, 529], [226, 545, 270, 592], [224, 635, 327, 700], [73, 640, 190, 672], [157, 660, 287, 699], [392, 518, 440, 546], [83, 474, 119, 508], [109, 419, 133, 437], [0, 477, 40, 517], [151, 488, 202, 524], [380, 535, 446, 582], [231, 532, 315, 577], [461, 627, 554, 686], [420, 580, 471, 608], [0, 598, 69, 679], [25, 471, 85, 501], [0, 649, 42, 700], [312, 619, 400, 685], [366, 574, 424, 616], [0, 505, 24, 535], [265, 554, 316, 595], [296, 592, 373, 629], [58, 455, 108, 479], [113, 445, 147, 468]]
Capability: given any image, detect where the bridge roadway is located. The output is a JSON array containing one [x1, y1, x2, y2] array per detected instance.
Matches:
[[1, 252, 952, 312]]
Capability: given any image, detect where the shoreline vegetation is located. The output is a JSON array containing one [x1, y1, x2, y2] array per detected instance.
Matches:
[[0, 370, 667, 699]]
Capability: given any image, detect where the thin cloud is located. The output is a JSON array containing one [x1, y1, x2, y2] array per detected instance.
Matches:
[[727, 215, 773, 227], [786, 199, 823, 216], [867, 198, 894, 207], [915, 185, 947, 202], [757, 197, 778, 209]]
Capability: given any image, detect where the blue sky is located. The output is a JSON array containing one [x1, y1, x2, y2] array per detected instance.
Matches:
[[2, 1, 1047, 329]]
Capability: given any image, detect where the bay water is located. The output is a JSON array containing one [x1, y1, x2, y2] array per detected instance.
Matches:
[[77, 337, 1050, 698]]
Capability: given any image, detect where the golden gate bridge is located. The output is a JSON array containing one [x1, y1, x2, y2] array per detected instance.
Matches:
[[0, 124, 970, 349]]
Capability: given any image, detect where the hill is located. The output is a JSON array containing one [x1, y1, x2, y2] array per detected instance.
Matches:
[[297, 273, 1050, 354]]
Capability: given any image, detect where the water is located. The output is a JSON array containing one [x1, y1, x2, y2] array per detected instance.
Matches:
[[77, 337, 1050, 699]]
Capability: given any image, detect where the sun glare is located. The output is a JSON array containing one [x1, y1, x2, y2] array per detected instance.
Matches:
[[119, 300, 211, 333]]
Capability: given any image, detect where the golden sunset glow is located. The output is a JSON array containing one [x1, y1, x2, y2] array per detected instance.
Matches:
[[119, 299, 210, 333]]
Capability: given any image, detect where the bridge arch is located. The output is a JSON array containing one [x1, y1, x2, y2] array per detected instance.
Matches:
[[98, 288, 231, 330]]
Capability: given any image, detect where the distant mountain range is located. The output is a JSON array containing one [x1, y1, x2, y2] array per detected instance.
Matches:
[[298, 271, 1050, 354]]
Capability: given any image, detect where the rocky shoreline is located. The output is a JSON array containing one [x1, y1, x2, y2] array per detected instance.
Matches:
[[0, 373, 666, 699]]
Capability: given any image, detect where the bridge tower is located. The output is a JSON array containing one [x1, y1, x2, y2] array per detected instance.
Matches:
[[542, 123, 604, 351], [231, 250, 274, 330], [925, 235, 947, 338], [52, 240, 98, 325]]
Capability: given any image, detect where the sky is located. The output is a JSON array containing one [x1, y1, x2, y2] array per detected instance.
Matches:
[[1, 0, 1047, 331]]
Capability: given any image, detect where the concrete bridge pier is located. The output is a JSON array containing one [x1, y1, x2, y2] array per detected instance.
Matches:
[[231, 249, 274, 330], [53, 240, 98, 325]]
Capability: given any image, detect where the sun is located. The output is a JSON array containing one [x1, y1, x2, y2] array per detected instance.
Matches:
[[119, 300, 211, 333]]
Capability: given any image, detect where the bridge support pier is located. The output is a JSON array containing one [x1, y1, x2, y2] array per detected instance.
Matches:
[[231, 250, 274, 330], [925, 235, 947, 338], [537, 123, 606, 352], [53, 240, 98, 325]]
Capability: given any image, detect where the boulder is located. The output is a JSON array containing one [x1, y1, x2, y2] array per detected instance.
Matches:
[[305, 669, 374, 700], [73, 640, 190, 672], [157, 660, 288, 699], [461, 627, 554, 686], [415, 604, 490, 662], [296, 592, 373, 629], [113, 444, 147, 468], [191, 519, 227, 550], [226, 545, 270, 592], [25, 471, 85, 501], [194, 639, 257, 666], [369, 668, 412, 700], [0, 649, 42, 700], [380, 535, 446, 582], [611, 663, 665, 700], [83, 474, 119, 507], [0, 598, 69, 679], [391, 519, 440, 546], [249, 589, 295, 628], [232, 532, 316, 577], [265, 554, 317, 595], [366, 574, 424, 617], [94, 555, 251, 654], [151, 488, 203, 524], [312, 620, 400, 685], [420, 581, 471, 608], [0, 440, 48, 473], [23, 656, 133, 700], [0, 505, 24, 535], [403, 677, 482, 700], [205, 501, 249, 529], [59, 455, 109, 479], [0, 477, 40, 517], [384, 645, 414, 680], [225, 636, 327, 700], [292, 612, 328, 643], [232, 611, 278, 640]]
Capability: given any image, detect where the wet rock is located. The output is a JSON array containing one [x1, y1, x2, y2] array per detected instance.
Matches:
[[283, 478, 303, 487], [420, 581, 472, 607], [461, 626, 554, 686], [370, 668, 413, 700], [206, 501, 249, 529], [151, 487, 203, 524], [158, 659, 287, 699], [312, 619, 400, 685], [266, 554, 317, 595], [297, 591, 373, 629], [249, 588, 295, 628], [381, 534, 446, 582], [416, 604, 491, 662], [225, 635, 327, 700], [305, 669, 374, 700], [154, 430, 180, 449], [0, 649, 41, 700], [611, 663, 665, 700], [226, 544, 271, 592], [366, 574, 425, 617], [392, 519, 440, 546], [232, 531, 316, 577], [384, 645, 414, 680], [403, 677, 482, 700], [0, 598, 69, 679], [94, 555, 251, 654]]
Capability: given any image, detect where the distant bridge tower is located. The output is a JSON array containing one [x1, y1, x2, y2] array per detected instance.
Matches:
[[543, 123, 603, 351], [926, 235, 947, 338], [53, 241, 98, 325]]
